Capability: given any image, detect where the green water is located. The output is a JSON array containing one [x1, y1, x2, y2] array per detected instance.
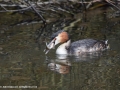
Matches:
[[0, 8, 120, 90]]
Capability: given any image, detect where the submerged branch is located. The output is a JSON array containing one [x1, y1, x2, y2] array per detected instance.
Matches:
[[0, 4, 27, 7], [106, 0, 120, 11], [0, 0, 120, 12], [24, 0, 46, 24], [0, 5, 7, 11], [0, 0, 120, 26], [0, 6, 31, 12]]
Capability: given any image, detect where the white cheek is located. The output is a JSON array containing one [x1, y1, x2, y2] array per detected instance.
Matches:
[[55, 37, 61, 45]]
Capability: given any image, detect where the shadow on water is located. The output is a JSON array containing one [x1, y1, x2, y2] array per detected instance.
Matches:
[[0, 8, 120, 90]]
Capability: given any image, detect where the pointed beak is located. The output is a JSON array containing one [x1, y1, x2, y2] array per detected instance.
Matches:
[[44, 38, 56, 54]]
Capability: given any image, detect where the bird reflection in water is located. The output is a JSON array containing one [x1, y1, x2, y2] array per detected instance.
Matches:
[[46, 55, 71, 74], [44, 30, 109, 74]]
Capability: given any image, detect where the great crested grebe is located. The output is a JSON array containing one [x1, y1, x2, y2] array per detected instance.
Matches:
[[44, 31, 109, 55]]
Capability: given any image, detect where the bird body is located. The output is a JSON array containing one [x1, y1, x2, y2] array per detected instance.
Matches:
[[44, 31, 109, 55]]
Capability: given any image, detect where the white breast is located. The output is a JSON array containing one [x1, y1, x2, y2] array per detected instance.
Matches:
[[56, 43, 68, 55]]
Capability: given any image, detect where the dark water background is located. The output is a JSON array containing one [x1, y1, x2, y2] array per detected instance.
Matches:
[[0, 8, 120, 90]]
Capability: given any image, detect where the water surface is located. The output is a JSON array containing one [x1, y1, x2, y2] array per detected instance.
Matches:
[[0, 8, 120, 90]]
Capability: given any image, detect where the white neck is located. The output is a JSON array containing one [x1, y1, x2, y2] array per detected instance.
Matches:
[[56, 43, 68, 55], [56, 40, 71, 55]]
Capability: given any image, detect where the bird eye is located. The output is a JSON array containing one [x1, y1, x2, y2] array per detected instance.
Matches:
[[53, 38, 56, 44]]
